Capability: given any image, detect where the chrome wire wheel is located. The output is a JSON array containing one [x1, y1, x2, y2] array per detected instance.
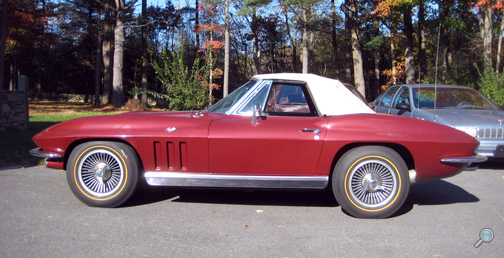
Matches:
[[347, 159, 398, 209], [67, 142, 139, 207], [332, 146, 409, 219], [77, 149, 125, 198]]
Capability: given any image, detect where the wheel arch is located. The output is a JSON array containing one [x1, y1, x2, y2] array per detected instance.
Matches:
[[63, 138, 144, 172]]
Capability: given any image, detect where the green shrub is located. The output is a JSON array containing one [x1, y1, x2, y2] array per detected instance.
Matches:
[[132, 41, 220, 111], [476, 67, 504, 106]]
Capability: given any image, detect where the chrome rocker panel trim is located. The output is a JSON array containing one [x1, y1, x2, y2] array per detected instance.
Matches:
[[144, 172, 329, 189]]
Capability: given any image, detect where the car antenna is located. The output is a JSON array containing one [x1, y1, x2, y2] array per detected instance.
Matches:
[[433, 23, 441, 123]]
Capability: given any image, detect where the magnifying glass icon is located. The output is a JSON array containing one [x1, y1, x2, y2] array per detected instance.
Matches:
[[474, 228, 494, 248]]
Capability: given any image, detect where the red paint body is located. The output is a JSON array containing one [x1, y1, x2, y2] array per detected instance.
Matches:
[[32, 110, 479, 183]]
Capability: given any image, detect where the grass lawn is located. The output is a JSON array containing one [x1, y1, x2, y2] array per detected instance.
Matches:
[[0, 101, 123, 166]]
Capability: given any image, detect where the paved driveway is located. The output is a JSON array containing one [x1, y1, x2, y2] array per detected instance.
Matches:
[[1, 162, 503, 257]]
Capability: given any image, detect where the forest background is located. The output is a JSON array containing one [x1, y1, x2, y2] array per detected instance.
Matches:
[[2, 0, 504, 110]]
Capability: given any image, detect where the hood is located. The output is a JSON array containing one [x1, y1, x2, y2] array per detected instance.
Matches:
[[420, 109, 504, 128]]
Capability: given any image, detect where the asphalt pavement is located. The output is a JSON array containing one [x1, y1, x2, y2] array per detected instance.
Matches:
[[1, 161, 503, 257]]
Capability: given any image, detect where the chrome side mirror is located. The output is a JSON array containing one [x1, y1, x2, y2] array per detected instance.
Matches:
[[251, 103, 262, 123]]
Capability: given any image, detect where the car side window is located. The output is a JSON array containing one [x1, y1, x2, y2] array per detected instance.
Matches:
[[238, 82, 270, 114], [392, 87, 410, 108], [378, 87, 400, 108], [265, 83, 317, 116]]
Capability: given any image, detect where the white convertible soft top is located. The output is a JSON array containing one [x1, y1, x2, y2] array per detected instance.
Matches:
[[252, 73, 375, 116]]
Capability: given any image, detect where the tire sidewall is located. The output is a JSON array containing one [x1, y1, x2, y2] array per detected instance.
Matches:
[[66, 141, 139, 207], [332, 146, 409, 219]]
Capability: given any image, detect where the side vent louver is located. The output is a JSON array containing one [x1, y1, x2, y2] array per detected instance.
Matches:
[[153, 141, 187, 171]]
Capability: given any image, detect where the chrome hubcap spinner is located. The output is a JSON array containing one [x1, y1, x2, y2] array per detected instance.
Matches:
[[362, 173, 385, 193], [94, 163, 112, 183]]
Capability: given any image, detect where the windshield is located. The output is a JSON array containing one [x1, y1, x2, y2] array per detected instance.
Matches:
[[206, 79, 260, 114], [412, 87, 499, 110]]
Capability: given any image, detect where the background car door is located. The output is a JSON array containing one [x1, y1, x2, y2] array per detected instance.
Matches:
[[375, 86, 400, 114], [208, 82, 327, 176], [389, 86, 413, 117]]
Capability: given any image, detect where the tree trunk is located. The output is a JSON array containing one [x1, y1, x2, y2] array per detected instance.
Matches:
[[9, 59, 15, 90], [95, 6, 101, 106], [141, 0, 148, 104], [208, 16, 215, 104], [0, 0, 8, 90], [349, 0, 364, 96], [439, 25, 448, 81], [374, 18, 380, 98], [479, 6, 493, 73], [102, 1, 114, 105], [331, 0, 339, 78], [418, 2, 426, 81], [391, 33, 396, 85], [344, 0, 352, 83], [284, 8, 297, 73], [223, 0, 229, 97], [251, 10, 261, 74], [301, 8, 308, 74], [439, 3, 450, 81], [195, 0, 200, 54], [404, 6, 415, 84], [112, 0, 126, 107], [497, 11, 504, 75]]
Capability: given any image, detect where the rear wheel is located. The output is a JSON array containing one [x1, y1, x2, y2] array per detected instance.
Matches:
[[66, 141, 139, 207], [332, 146, 409, 218]]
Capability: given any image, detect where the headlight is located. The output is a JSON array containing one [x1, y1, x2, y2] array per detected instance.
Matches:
[[455, 127, 478, 138]]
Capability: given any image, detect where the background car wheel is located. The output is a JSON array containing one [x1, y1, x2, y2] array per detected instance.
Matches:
[[332, 146, 409, 218], [67, 141, 139, 207]]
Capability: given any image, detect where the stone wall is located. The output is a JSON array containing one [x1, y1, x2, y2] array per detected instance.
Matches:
[[0, 90, 29, 131]]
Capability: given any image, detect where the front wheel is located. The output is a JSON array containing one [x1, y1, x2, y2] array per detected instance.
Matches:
[[66, 141, 139, 207], [332, 146, 409, 218]]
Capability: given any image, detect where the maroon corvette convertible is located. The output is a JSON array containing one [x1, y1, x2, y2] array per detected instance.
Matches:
[[31, 74, 486, 218]]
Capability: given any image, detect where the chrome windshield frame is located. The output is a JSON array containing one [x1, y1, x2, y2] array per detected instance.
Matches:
[[232, 80, 272, 115], [206, 79, 272, 116]]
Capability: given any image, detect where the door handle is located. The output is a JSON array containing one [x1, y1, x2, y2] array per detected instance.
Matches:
[[300, 128, 321, 134]]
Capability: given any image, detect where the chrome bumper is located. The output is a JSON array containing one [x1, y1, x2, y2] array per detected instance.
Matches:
[[29, 148, 62, 159], [441, 155, 488, 164]]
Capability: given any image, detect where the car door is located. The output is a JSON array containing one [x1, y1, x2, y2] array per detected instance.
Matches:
[[208, 81, 328, 176], [375, 86, 400, 114], [389, 86, 413, 117]]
